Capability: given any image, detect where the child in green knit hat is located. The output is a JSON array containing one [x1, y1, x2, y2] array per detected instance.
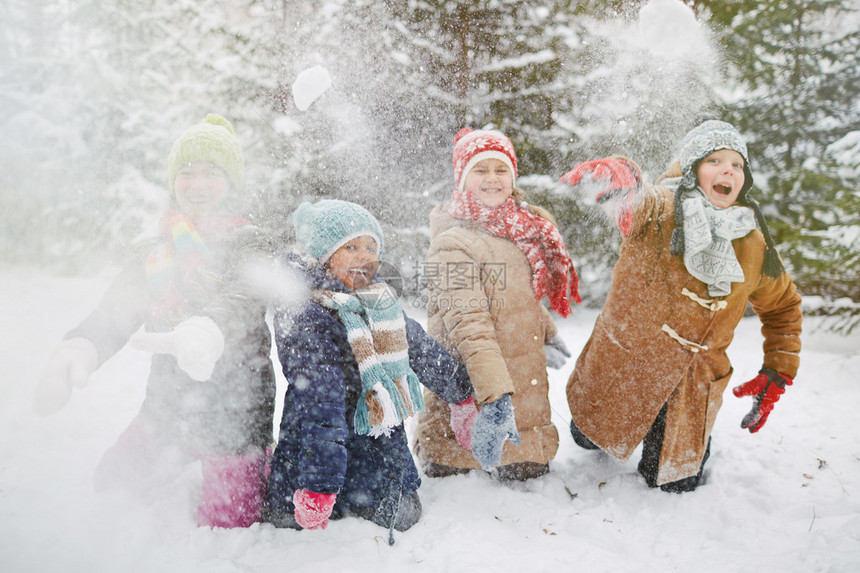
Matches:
[[33, 114, 277, 528]]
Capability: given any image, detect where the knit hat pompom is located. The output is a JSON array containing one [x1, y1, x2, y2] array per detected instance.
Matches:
[[167, 114, 245, 194], [452, 128, 518, 192], [293, 199, 384, 264]]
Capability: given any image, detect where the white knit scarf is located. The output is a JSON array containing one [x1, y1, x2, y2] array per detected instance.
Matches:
[[665, 177, 757, 296]]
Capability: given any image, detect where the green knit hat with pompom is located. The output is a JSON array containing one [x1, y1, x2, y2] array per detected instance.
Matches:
[[167, 114, 245, 194]]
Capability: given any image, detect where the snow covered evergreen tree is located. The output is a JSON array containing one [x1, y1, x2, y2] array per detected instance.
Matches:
[[701, 0, 860, 327], [0, 0, 141, 271], [0, 0, 291, 268], [383, 0, 573, 174]]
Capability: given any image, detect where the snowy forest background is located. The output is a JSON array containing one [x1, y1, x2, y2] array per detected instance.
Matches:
[[1, 0, 858, 327]]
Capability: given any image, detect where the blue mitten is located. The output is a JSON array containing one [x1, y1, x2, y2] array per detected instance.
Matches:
[[471, 394, 521, 470]]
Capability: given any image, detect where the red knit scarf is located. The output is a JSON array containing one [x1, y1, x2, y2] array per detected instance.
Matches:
[[448, 190, 581, 317], [145, 209, 250, 326]]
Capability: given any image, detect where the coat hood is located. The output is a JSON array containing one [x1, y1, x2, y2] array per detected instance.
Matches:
[[429, 202, 459, 239]]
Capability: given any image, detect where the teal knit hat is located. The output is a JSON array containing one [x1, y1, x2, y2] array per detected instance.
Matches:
[[293, 200, 384, 263], [167, 114, 245, 194]]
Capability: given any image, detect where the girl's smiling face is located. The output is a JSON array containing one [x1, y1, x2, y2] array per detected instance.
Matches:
[[464, 158, 514, 208], [326, 235, 379, 290], [696, 149, 746, 209], [173, 161, 230, 220]]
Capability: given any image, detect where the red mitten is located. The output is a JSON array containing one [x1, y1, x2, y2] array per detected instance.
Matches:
[[449, 395, 479, 451], [560, 156, 641, 202], [292, 489, 336, 530], [732, 368, 793, 433], [560, 156, 642, 234]]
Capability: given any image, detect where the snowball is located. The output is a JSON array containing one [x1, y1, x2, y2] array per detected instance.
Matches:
[[292, 65, 333, 111], [636, 0, 709, 60]]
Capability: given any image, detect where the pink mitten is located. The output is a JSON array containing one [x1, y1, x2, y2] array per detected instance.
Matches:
[[292, 489, 336, 530], [449, 396, 479, 451]]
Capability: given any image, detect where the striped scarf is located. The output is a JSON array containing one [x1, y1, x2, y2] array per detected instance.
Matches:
[[145, 209, 249, 327], [312, 283, 424, 437], [448, 190, 581, 317]]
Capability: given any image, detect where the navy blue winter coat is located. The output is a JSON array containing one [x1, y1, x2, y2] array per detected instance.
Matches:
[[266, 259, 472, 518]]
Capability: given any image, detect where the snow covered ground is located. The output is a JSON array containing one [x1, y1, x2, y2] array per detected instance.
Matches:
[[1, 268, 858, 572]]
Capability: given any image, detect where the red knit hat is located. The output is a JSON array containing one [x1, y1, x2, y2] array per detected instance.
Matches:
[[452, 128, 518, 192]]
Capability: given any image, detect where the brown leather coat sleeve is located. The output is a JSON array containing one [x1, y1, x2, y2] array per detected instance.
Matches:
[[749, 269, 803, 378]]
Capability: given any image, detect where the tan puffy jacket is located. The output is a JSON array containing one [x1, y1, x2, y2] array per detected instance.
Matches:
[[414, 203, 560, 469]]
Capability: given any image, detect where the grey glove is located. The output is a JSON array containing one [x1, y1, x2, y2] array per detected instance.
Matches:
[[471, 394, 521, 470], [544, 334, 571, 369]]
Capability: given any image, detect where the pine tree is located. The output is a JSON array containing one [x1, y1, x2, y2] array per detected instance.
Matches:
[[0, 0, 295, 269], [383, 0, 573, 175], [0, 0, 168, 271], [700, 0, 860, 323]]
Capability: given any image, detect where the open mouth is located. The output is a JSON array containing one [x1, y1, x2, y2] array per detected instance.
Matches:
[[713, 183, 733, 195], [347, 262, 378, 287]]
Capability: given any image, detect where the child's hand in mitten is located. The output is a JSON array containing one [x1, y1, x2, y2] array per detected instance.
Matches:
[[560, 156, 642, 201], [544, 334, 571, 369], [449, 395, 479, 451], [292, 489, 337, 530], [131, 316, 225, 381], [471, 394, 520, 470], [33, 337, 99, 415], [560, 156, 642, 234], [732, 368, 793, 433]]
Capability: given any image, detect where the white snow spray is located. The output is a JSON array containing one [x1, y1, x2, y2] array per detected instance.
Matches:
[[240, 256, 308, 310], [571, 0, 722, 178], [555, 0, 723, 239]]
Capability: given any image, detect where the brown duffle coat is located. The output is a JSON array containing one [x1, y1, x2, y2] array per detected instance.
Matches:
[[567, 181, 802, 485], [414, 202, 560, 469]]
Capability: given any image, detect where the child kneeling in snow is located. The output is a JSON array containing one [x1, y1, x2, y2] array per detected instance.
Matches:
[[33, 114, 276, 527], [559, 120, 802, 492], [264, 200, 483, 537], [413, 128, 580, 482]]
